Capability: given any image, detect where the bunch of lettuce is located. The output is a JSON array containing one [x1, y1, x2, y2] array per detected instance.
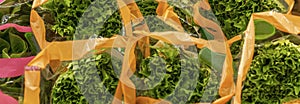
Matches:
[[242, 39, 300, 103], [51, 53, 120, 104], [0, 29, 39, 104], [39, 0, 94, 40], [208, 0, 287, 55], [40, 0, 174, 40], [208, 0, 286, 39], [0, 28, 38, 58], [0, 0, 38, 58]]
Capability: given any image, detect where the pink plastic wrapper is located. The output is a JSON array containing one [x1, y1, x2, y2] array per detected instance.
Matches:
[[0, 0, 5, 4], [0, 91, 18, 104], [0, 23, 32, 33], [0, 56, 35, 78]]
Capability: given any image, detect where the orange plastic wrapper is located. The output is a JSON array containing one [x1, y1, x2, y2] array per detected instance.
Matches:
[[283, 99, 300, 104]]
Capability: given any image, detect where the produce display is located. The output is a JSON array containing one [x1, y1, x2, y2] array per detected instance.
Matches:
[[1, 0, 300, 104]]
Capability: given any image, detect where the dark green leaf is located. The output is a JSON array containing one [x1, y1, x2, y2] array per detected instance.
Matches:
[[9, 32, 28, 58]]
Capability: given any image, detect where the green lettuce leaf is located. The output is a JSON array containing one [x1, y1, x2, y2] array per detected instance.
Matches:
[[254, 19, 276, 40], [25, 33, 40, 55], [0, 38, 10, 53], [9, 32, 28, 58]]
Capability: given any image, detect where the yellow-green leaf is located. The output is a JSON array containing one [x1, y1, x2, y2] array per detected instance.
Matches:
[[254, 19, 276, 40]]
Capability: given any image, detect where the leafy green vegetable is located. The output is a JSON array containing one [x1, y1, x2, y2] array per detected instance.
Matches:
[[40, 0, 93, 38], [0, 1, 39, 103], [242, 39, 300, 103], [0, 38, 10, 53], [208, 0, 287, 55], [24, 33, 40, 55], [51, 69, 88, 104], [0, 32, 28, 58], [76, 0, 178, 39], [9, 32, 28, 58], [50, 1, 226, 103], [0, 28, 39, 58], [74, 0, 121, 39], [254, 19, 276, 40], [52, 53, 120, 104], [208, 0, 286, 39], [2, 48, 10, 58]]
